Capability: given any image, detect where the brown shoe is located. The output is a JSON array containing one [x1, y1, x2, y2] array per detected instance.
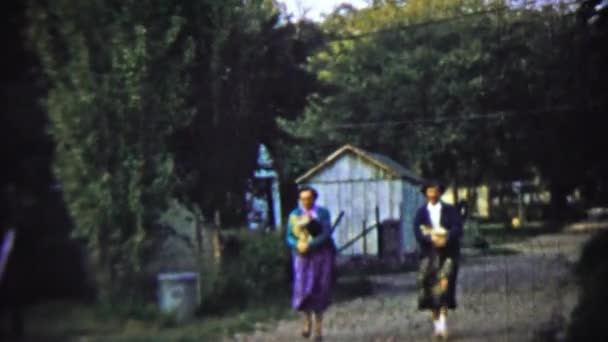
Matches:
[[301, 312, 312, 338], [313, 312, 323, 341]]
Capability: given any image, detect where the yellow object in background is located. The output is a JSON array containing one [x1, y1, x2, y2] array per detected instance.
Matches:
[[511, 217, 521, 229]]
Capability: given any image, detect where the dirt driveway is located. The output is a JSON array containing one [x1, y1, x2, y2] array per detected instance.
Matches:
[[230, 231, 593, 341]]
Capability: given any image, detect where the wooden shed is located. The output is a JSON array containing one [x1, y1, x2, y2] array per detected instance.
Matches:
[[296, 144, 426, 259]]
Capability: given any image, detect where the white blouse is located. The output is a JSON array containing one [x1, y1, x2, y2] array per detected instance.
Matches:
[[427, 202, 442, 228]]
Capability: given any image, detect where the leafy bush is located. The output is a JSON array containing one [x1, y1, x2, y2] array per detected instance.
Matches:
[[239, 231, 292, 299], [95, 301, 160, 323], [200, 230, 291, 314], [29, 1, 195, 303]]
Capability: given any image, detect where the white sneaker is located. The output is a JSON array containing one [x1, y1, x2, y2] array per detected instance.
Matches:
[[433, 319, 442, 339], [437, 315, 448, 340]]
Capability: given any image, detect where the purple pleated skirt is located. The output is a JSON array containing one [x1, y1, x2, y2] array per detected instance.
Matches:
[[291, 244, 335, 312]]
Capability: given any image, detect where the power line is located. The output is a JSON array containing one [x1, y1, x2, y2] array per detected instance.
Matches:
[[317, 105, 575, 130], [301, 1, 582, 131]]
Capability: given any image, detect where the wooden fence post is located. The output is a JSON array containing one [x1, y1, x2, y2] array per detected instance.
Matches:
[[375, 206, 380, 256], [362, 219, 367, 255]]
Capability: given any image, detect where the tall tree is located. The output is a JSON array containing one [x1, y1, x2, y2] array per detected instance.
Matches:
[[28, 0, 196, 302], [278, 0, 515, 184], [170, 1, 324, 224], [278, 0, 607, 216]]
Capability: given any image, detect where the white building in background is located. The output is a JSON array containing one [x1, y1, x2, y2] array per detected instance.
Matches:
[[296, 144, 426, 259]]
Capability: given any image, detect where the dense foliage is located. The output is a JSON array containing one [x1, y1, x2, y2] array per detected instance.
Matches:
[[277, 0, 608, 214], [26, 0, 323, 303], [13, 0, 608, 310]]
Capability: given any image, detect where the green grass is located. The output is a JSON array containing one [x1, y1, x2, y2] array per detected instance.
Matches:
[[460, 220, 562, 244], [19, 276, 373, 341], [477, 221, 561, 245], [459, 220, 566, 259], [21, 297, 295, 341]]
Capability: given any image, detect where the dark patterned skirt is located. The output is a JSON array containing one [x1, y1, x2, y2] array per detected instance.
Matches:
[[292, 244, 335, 313], [418, 251, 459, 310]]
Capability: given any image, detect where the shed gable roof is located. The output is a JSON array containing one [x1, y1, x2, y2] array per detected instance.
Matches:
[[296, 144, 423, 184]]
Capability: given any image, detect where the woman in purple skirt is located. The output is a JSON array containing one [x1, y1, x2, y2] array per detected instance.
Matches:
[[286, 186, 335, 341]]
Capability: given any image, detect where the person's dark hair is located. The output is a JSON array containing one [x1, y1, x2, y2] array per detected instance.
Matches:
[[420, 180, 445, 194], [298, 186, 318, 200]]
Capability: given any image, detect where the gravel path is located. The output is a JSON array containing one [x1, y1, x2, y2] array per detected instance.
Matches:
[[230, 232, 592, 342]]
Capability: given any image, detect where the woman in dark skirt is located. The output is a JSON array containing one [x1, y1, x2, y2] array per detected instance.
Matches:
[[286, 186, 335, 341], [413, 181, 463, 340]]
